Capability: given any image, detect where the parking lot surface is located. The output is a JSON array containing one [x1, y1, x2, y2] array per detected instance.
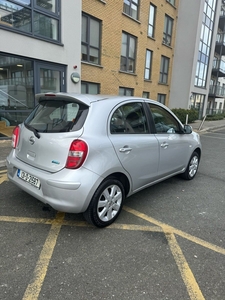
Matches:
[[0, 125, 225, 300]]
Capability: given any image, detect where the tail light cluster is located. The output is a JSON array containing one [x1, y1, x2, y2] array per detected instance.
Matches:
[[66, 140, 88, 169], [12, 126, 20, 149]]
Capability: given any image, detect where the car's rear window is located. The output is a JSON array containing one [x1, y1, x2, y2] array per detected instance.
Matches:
[[25, 100, 89, 133]]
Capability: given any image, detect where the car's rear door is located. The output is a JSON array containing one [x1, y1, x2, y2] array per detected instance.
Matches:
[[108, 101, 159, 192]]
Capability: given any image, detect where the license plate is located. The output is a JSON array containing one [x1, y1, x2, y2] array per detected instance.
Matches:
[[17, 169, 41, 189]]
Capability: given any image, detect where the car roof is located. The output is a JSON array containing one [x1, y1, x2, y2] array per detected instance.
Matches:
[[35, 92, 158, 107]]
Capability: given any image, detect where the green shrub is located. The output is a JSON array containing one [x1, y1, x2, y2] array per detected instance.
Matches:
[[171, 108, 198, 124], [205, 114, 224, 121]]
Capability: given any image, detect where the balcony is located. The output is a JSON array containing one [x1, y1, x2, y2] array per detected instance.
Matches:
[[215, 33, 225, 55], [209, 84, 225, 98], [211, 59, 225, 76], [219, 9, 225, 30]]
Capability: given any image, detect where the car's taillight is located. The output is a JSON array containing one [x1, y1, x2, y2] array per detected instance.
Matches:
[[12, 126, 20, 149], [66, 140, 88, 169]]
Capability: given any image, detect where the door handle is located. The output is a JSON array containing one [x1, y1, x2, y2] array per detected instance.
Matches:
[[119, 146, 132, 153], [160, 142, 169, 149]]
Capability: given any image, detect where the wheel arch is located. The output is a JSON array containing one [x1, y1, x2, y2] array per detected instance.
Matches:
[[194, 147, 201, 161], [105, 172, 130, 197]]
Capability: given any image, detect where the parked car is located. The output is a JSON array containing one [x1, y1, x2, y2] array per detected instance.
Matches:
[[7, 93, 202, 227]]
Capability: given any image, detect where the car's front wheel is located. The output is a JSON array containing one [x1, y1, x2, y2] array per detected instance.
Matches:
[[181, 151, 200, 180], [83, 177, 125, 227]]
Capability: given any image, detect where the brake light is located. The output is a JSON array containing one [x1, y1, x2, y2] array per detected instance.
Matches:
[[12, 126, 20, 149], [66, 140, 88, 169]]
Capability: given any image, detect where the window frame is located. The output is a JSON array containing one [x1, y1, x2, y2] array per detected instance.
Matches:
[[163, 14, 173, 46], [81, 13, 101, 65], [148, 3, 156, 38], [119, 87, 134, 96], [0, 0, 61, 43], [81, 81, 100, 94], [144, 49, 153, 80], [157, 94, 166, 104], [159, 56, 170, 84], [123, 0, 139, 20], [120, 31, 137, 73]]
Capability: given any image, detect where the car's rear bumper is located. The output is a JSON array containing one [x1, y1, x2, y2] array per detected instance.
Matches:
[[6, 151, 102, 213]]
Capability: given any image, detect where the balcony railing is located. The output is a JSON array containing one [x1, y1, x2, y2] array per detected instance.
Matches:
[[216, 33, 225, 45], [209, 84, 225, 97], [212, 59, 225, 75]]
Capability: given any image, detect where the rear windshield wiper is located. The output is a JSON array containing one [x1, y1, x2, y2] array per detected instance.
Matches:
[[25, 124, 41, 139]]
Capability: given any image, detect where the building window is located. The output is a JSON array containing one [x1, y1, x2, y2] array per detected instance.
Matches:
[[167, 0, 175, 6], [82, 13, 101, 65], [123, 0, 139, 20], [157, 94, 166, 104], [142, 91, 149, 98], [0, 0, 60, 42], [148, 3, 156, 38], [120, 32, 137, 73], [144, 49, 152, 80], [159, 56, 169, 84], [195, 0, 216, 87], [81, 81, 100, 94], [119, 87, 134, 96], [163, 15, 173, 46]]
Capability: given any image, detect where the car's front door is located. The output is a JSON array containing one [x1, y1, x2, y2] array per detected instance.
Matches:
[[148, 104, 190, 177], [108, 101, 159, 192]]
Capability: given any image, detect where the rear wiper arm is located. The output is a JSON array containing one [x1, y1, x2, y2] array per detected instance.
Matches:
[[25, 124, 41, 139]]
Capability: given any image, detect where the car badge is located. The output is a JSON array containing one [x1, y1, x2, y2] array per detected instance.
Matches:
[[29, 136, 35, 145]]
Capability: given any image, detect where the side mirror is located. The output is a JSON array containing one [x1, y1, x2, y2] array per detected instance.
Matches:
[[183, 124, 192, 134]]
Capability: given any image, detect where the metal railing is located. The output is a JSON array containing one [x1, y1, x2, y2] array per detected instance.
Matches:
[[209, 84, 225, 97], [0, 89, 28, 108]]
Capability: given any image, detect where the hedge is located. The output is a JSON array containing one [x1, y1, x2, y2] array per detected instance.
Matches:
[[171, 108, 199, 124]]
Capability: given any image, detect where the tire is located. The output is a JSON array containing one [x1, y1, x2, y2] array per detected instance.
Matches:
[[181, 151, 199, 180], [83, 178, 125, 228]]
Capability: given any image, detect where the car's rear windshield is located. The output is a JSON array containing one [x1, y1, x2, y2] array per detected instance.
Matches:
[[25, 99, 89, 133]]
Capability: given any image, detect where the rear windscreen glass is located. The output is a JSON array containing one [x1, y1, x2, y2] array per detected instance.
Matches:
[[25, 100, 88, 133]]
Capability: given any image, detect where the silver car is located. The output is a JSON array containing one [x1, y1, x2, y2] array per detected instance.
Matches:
[[7, 93, 201, 227]]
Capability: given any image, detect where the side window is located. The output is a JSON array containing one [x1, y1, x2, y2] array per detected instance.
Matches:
[[110, 102, 149, 134], [149, 104, 180, 134]]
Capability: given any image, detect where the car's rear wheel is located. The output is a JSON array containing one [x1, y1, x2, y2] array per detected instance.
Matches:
[[83, 178, 125, 227], [181, 151, 199, 180]]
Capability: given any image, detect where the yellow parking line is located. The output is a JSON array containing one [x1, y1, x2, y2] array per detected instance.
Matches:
[[166, 233, 205, 300], [0, 216, 53, 224], [22, 212, 65, 300], [123, 206, 225, 255], [0, 173, 8, 184]]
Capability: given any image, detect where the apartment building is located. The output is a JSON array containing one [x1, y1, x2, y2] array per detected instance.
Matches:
[[0, 0, 81, 128], [169, 0, 224, 118], [210, 0, 225, 114], [1, 0, 224, 133], [81, 0, 179, 104]]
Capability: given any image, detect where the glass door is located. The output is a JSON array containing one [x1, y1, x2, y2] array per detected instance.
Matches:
[[35, 63, 66, 94]]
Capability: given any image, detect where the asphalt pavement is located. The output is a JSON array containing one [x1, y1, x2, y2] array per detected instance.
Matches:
[[0, 119, 225, 168]]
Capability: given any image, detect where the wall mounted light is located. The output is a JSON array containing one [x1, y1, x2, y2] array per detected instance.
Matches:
[[71, 72, 80, 83]]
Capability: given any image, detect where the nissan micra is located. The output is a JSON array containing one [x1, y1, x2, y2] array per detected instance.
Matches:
[[7, 93, 201, 227]]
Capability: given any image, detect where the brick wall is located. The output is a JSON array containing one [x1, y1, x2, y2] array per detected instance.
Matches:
[[82, 0, 179, 105]]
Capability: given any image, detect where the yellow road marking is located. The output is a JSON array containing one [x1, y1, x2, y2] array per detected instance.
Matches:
[[22, 212, 65, 300], [166, 233, 205, 300], [0, 173, 8, 184], [1, 206, 225, 300], [123, 206, 225, 255], [0, 169, 7, 174]]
